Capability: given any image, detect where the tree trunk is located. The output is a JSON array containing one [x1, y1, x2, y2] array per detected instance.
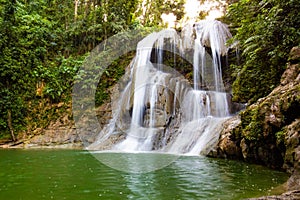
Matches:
[[7, 109, 16, 141], [84, 0, 90, 17], [74, 0, 79, 21]]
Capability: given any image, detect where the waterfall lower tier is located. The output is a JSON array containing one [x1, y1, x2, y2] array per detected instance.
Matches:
[[166, 117, 228, 155], [88, 20, 235, 155]]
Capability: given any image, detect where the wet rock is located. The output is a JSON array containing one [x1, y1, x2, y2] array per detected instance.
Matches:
[[286, 171, 300, 191], [144, 108, 167, 128], [246, 190, 300, 200], [288, 46, 300, 63], [237, 50, 299, 169], [209, 46, 300, 199], [208, 116, 243, 159], [240, 138, 248, 159], [281, 64, 300, 86], [284, 119, 300, 173], [210, 46, 300, 171]]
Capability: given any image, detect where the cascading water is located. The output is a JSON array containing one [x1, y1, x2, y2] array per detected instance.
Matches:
[[88, 20, 233, 155]]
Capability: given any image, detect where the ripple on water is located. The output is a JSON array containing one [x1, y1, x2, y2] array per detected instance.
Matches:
[[0, 149, 289, 200]]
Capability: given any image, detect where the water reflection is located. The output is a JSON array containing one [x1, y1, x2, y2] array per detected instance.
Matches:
[[91, 151, 179, 173], [0, 150, 288, 200], [119, 154, 289, 199]]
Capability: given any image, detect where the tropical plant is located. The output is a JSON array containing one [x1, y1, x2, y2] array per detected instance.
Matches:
[[227, 0, 300, 103]]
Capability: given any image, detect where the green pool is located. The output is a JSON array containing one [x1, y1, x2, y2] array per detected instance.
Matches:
[[0, 149, 288, 199]]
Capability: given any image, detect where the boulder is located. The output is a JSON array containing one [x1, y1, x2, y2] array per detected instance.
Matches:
[[209, 46, 300, 171], [209, 47, 300, 200], [208, 115, 242, 159]]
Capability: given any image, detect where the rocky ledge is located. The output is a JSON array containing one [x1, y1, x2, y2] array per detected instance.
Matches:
[[247, 190, 300, 200], [209, 46, 300, 198]]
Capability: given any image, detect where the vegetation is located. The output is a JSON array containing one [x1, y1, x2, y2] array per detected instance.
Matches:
[[0, 0, 186, 141], [0, 0, 299, 144], [0, 0, 140, 140], [223, 0, 300, 169], [226, 0, 300, 104]]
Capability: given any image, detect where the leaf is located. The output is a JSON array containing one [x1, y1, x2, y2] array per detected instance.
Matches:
[[244, 35, 261, 44], [242, 43, 259, 56]]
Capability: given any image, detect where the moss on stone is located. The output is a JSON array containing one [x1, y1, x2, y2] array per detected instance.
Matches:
[[226, 48, 299, 170], [239, 106, 264, 141], [275, 127, 287, 146]]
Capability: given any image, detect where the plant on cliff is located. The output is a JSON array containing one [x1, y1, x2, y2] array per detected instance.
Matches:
[[1, 0, 181, 142], [230, 47, 300, 169], [0, 0, 142, 141], [0, 0, 55, 139], [227, 0, 300, 104]]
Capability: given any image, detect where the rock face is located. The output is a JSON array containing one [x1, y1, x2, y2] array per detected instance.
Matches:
[[208, 46, 300, 199], [208, 115, 243, 159], [209, 46, 300, 173], [22, 107, 82, 148], [8, 99, 113, 149], [246, 190, 300, 200]]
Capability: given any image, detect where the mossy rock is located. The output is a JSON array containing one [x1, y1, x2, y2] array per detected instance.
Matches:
[[226, 47, 300, 170]]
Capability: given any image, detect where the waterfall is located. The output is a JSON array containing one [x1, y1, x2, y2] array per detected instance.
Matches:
[[88, 20, 233, 155]]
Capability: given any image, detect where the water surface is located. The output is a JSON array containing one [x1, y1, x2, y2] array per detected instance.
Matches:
[[0, 149, 288, 199]]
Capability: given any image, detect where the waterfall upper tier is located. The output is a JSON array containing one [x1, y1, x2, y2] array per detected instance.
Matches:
[[88, 20, 235, 155]]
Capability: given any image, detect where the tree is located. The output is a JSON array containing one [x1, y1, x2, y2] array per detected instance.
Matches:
[[0, 0, 56, 139], [0, 0, 141, 140], [227, 0, 300, 103]]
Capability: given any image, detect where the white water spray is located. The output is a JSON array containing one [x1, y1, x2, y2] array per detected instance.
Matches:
[[88, 20, 233, 155]]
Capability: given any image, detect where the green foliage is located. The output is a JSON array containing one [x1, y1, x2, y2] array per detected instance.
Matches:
[[0, 0, 192, 141], [94, 52, 136, 106], [275, 128, 286, 145], [227, 0, 300, 103], [240, 107, 263, 141], [41, 55, 85, 102], [0, 0, 143, 140], [0, 0, 45, 137], [0, 0, 179, 142], [135, 0, 185, 27]]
